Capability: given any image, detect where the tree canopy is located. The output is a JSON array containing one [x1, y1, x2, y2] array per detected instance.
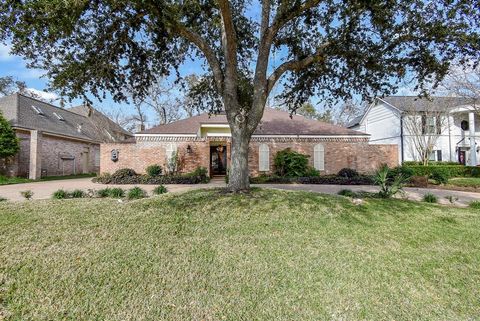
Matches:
[[1, 0, 478, 190], [0, 111, 19, 159]]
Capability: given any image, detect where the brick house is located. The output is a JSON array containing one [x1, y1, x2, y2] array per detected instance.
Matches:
[[101, 108, 398, 177], [0, 93, 132, 179]]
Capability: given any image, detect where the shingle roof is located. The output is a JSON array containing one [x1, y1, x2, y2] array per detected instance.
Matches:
[[346, 115, 363, 128], [140, 107, 367, 136], [381, 96, 473, 112], [0, 93, 131, 142]]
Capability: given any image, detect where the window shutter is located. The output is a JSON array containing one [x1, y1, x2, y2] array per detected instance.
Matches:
[[437, 150, 442, 162], [421, 115, 427, 135], [314, 144, 325, 170], [259, 144, 269, 172]]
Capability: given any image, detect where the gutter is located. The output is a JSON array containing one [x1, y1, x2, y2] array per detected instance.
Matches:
[[400, 115, 405, 164]]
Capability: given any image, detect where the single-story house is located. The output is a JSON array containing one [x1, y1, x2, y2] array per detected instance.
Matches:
[[101, 107, 398, 177], [348, 96, 479, 165], [0, 93, 132, 179]]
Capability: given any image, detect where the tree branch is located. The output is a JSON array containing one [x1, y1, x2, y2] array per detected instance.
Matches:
[[218, 0, 238, 80], [266, 42, 329, 94], [270, 0, 322, 38], [175, 25, 224, 94]]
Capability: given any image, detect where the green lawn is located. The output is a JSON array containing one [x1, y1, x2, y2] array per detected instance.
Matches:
[[0, 173, 96, 185], [1, 189, 479, 320], [448, 177, 480, 188]]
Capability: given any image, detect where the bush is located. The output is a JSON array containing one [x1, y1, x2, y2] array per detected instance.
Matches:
[[186, 166, 210, 183], [337, 168, 359, 178], [69, 189, 85, 198], [469, 201, 480, 209], [153, 185, 168, 195], [92, 172, 112, 184], [423, 193, 438, 203], [305, 167, 320, 177], [430, 170, 449, 185], [403, 165, 480, 178], [109, 187, 125, 198], [127, 187, 147, 200], [94, 167, 209, 185], [373, 164, 407, 198], [52, 189, 68, 199], [107, 168, 138, 184], [338, 189, 357, 197], [388, 166, 414, 180], [409, 175, 429, 188], [146, 164, 162, 177], [250, 174, 374, 185], [96, 188, 111, 198], [0, 196, 6, 202], [20, 190, 34, 200], [274, 148, 310, 177]]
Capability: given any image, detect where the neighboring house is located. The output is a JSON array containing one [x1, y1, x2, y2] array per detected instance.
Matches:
[[101, 107, 398, 177], [0, 93, 132, 179], [348, 96, 479, 165]]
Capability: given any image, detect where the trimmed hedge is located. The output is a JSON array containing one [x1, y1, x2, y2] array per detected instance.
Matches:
[[250, 174, 374, 185], [93, 167, 210, 185], [404, 165, 480, 178]]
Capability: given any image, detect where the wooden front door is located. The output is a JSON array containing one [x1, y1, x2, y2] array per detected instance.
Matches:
[[210, 145, 227, 176]]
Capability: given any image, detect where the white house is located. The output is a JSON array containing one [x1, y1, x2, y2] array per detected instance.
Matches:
[[348, 96, 479, 166]]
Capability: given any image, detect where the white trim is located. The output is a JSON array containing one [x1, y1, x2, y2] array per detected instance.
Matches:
[[206, 132, 232, 137], [251, 134, 370, 138], [11, 126, 100, 144], [201, 124, 230, 127], [135, 133, 197, 137]]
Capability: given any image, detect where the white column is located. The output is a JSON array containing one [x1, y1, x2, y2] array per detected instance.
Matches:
[[469, 112, 477, 166], [29, 130, 42, 179]]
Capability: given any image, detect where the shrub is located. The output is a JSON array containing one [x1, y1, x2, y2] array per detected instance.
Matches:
[[274, 148, 310, 177], [96, 188, 111, 198], [94, 167, 209, 185], [338, 168, 359, 178], [430, 170, 449, 185], [153, 185, 168, 195], [0, 196, 6, 202], [187, 166, 210, 183], [250, 174, 374, 185], [403, 165, 480, 178], [146, 164, 163, 177], [20, 190, 34, 200], [69, 189, 85, 198], [409, 175, 429, 188], [52, 189, 68, 199], [337, 189, 357, 197], [92, 172, 112, 184], [469, 201, 480, 209], [304, 167, 320, 177], [127, 187, 147, 200], [373, 164, 407, 198], [109, 187, 125, 198], [423, 193, 438, 203], [389, 166, 414, 180]]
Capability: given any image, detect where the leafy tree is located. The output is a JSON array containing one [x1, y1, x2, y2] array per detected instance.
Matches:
[[0, 111, 19, 160], [0, 1, 478, 191], [0, 76, 26, 97]]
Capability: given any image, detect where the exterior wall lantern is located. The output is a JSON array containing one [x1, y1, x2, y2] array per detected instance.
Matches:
[[111, 149, 119, 162], [186, 145, 192, 154]]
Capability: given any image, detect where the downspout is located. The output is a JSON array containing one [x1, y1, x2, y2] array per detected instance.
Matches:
[[447, 114, 452, 162], [400, 115, 405, 164]]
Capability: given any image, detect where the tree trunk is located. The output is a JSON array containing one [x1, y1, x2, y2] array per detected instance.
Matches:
[[228, 125, 251, 192]]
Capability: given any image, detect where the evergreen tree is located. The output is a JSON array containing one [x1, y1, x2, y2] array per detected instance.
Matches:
[[0, 111, 19, 159]]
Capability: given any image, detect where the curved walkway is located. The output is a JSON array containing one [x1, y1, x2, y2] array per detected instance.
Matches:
[[0, 178, 479, 206]]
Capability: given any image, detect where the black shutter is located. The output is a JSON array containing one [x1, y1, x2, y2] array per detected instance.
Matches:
[[437, 150, 442, 162], [421, 115, 427, 134], [436, 116, 442, 135]]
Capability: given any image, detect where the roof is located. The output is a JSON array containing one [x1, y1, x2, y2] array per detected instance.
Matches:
[[140, 107, 367, 136], [380, 96, 473, 112], [346, 115, 363, 128], [68, 104, 133, 141], [0, 93, 131, 142]]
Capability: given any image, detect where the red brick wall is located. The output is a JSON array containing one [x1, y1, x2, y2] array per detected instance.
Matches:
[[0, 130, 99, 177], [100, 137, 398, 177]]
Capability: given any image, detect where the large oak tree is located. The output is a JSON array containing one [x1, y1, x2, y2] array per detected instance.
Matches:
[[1, 0, 479, 191]]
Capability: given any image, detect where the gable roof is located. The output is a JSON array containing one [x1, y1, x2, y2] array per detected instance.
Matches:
[[380, 96, 473, 112], [140, 107, 367, 136], [0, 93, 130, 142], [68, 104, 133, 141]]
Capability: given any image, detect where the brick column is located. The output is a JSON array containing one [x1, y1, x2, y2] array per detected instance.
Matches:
[[29, 130, 42, 180]]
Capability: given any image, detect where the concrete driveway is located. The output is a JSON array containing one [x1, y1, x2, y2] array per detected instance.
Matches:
[[0, 178, 479, 206]]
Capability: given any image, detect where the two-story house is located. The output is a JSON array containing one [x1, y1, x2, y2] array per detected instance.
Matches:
[[348, 96, 479, 166]]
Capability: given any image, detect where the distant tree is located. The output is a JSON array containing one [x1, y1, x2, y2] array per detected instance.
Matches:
[[1, 1, 478, 191], [316, 109, 334, 123], [0, 76, 26, 96], [0, 111, 19, 160], [443, 66, 480, 112], [295, 102, 319, 120]]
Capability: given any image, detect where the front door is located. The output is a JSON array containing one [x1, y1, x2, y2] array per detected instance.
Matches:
[[459, 150, 466, 165], [210, 145, 227, 176]]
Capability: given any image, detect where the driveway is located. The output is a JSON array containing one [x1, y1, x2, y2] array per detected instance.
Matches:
[[0, 178, 479, 206]]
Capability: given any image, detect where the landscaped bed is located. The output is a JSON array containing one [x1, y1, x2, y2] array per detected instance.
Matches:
[[0, 173, 97, 186], [0, 188, 479, 320]]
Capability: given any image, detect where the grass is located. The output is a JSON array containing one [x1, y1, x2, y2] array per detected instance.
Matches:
[[0, 188, 479, 320], [0, 173, 96, 186], [448, 177, 480, 188]]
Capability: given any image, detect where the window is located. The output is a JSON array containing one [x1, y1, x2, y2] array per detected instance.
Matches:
[[94, 149, 100, 167], [422, 115, 442, 135], [429, 150, 442, 162], [165, 143, 177, 161], [259, 144, 269, 172], [31, 105, 44, 115], [314, 144, 325, 170], [53, 112, 65, 121]]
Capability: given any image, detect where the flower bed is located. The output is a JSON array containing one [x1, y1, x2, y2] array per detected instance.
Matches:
[[93, 167, 210, 185], [250, 174, 374, 185]]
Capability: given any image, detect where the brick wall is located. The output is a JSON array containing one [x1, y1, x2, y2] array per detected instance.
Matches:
[[1, 129, 99, 177], [100, 137, 398, 177]]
